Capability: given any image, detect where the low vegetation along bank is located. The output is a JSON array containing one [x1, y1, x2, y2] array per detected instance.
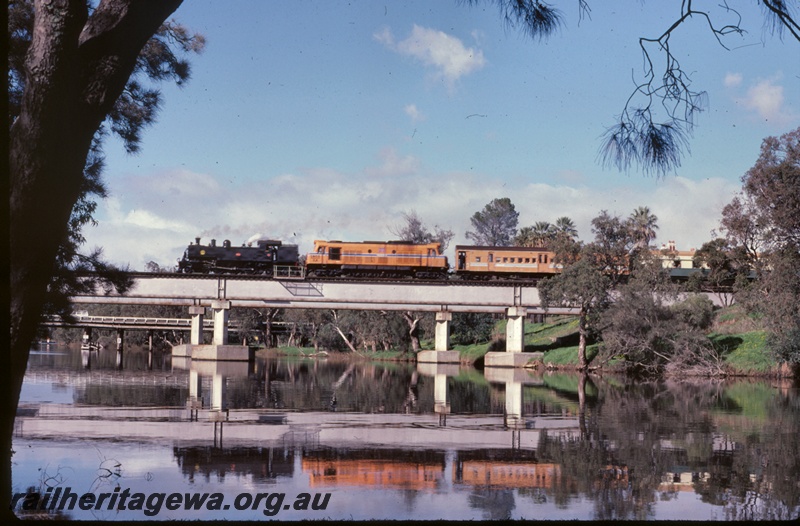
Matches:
[[260, 308, 795, 379]]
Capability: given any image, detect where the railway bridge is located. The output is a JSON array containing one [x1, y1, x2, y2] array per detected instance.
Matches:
[[66, 273, 571, 367]]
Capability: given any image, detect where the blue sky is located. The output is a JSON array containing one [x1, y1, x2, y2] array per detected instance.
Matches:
[[89, 0, 799, 269]]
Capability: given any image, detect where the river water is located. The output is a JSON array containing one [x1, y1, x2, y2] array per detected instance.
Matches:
[[12, 345, 800, 521]]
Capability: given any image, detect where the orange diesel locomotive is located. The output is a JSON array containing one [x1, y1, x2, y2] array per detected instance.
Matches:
[[305, 240, 449, 279]]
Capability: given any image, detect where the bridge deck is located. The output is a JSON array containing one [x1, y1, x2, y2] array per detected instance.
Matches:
[[70, 275, 555, 313]]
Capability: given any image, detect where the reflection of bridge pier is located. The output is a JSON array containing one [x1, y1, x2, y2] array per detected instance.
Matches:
[[174, 357, 253, 434], [484, 367, 545, 448], [417, 362, 461, 426]]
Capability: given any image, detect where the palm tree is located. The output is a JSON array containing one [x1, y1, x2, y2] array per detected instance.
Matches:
[[531, 221, 555, 247], [629, 206, 659, 248], [514, 226, 536, 247], [554, 216, 578, 239]]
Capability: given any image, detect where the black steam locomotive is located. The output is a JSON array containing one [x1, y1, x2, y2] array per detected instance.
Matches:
[[177, 237, 300, 275]]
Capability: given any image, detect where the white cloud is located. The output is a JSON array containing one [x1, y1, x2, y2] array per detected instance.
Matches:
[[86, 156, 739, 270], [723, 72, 742, 88], [404, 103, 426, 122], [376, 25, 486, 88], [123, 209, 189, 231], [728, 74, 795, 125], [743, 78, 785, 121]]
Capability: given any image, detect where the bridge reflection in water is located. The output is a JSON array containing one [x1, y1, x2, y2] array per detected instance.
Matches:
[[14, 346, 800, 521]]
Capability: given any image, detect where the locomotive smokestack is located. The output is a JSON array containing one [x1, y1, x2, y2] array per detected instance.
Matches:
[[210, 239, 216, 247], [195, 237, 201, 245]]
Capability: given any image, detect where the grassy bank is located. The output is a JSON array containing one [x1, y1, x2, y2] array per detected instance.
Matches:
[[457, 308, 786, 375], [256, 346, 413, 362], [257, 308, 789, 377]]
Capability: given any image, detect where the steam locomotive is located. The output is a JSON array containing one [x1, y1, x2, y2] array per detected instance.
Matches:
[[177, 237, 560, 280], [177, 237, 300, 275]]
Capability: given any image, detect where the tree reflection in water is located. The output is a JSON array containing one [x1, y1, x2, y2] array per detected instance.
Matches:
[[536, 375, 800, 521], [16, 349, 800, 520]]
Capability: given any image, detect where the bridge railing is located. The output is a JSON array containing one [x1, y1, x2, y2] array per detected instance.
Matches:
[[273, 265, 305, 280]]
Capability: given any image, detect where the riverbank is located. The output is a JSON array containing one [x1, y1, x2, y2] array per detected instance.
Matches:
[[257, 308, 796, 378]]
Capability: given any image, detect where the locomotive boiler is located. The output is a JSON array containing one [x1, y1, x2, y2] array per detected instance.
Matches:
[[177, 237, 300, 275]]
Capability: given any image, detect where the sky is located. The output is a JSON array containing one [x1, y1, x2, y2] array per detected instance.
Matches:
[[87, 0, 799, 270]]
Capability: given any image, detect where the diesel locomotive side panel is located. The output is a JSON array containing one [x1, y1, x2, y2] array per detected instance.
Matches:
[[306, 240, 448, 278]]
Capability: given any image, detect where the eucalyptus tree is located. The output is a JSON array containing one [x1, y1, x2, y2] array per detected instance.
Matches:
[[539, 209, 650, 369], [465, 197, 519, 246], [539, 253, 611, 370], [721, 127, 800, 364], [590, 210, 638, 285], [9, 0, 204, 371], [390, 210, 455, 251], [390, 210, 453, 352], [8, 1, 204, 504], [689, 238, 749, 306]]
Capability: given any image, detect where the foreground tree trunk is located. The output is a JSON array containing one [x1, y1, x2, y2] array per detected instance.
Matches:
[[7, 0, 183, 516], [402, 311, 422, 353], [577, 308, 589, 370]]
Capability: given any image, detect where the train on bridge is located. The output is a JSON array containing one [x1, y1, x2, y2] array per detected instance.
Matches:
[[176, 236, 710, 284], [177, 237, 564, 281]]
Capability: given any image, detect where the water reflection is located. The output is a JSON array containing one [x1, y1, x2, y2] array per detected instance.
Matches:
[[13, 345, 800, 520]]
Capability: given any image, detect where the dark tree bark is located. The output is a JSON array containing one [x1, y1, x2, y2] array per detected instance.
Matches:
[[577, 307, 589, 370], [7, 0, 183, 515]]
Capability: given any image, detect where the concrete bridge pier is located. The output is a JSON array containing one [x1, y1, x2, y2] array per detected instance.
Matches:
[[505, 306, 526, 353], [189, 306, 205, 345], [417, 311, 460, 364], [173, 301, 251, 361], [211, 301, 230, 345], [435, 311, 451, 351], [484, 307, 543, 368]]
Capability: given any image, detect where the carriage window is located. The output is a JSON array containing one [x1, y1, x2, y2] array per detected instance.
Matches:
[[543, 255, 548, 264], [330, 247, 341, 261], [525, 258, 530, 263], [475, 257, 481, 262], [488, 254, 494, 262]]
